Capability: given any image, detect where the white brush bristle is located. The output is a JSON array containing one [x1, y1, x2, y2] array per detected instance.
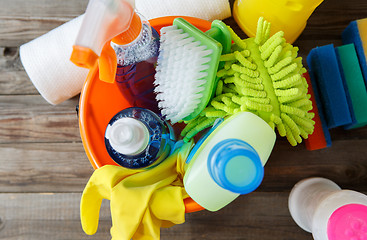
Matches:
[[154, 25, 213, 124]]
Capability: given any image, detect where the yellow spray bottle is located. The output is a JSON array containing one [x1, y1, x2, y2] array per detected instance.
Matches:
[[233, 0, 324, 43]]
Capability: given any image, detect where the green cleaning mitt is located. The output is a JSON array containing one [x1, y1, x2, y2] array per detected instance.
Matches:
[[181, 17, 315, 146]]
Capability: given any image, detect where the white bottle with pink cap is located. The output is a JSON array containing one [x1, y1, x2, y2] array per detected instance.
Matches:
[[288, 177, 367, 240]]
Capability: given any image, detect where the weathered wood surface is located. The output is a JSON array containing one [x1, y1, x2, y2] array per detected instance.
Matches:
[[1, 0, 367, 239], [0, 192, 310, 240], [0, 0, 89, 47]]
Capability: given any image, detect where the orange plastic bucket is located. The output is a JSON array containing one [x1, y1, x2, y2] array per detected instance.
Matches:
[[79, 16, 211, 213]]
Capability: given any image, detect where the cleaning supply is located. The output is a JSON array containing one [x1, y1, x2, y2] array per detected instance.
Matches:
[[71, 0, 161, 113], [181, 17, 315, 147], [154, 17, 231, 123], [70, 0, 135, 75], [336, 44, 367, 129], [289, 177, 367, 240], [77, 16, 212, 170], [81, 141, 193, 239], [183, 111, 276, 211], [134, 0, 231, 22], [303, 72, 331, 150], [78, 16, 211, 214], [112, 13, 161, 113], [233, 0, 324, 44], [342, 18, 367, 85], [104, 107, 175, 169], [19, 15, 89, 105], [307, 44, 352, 129]]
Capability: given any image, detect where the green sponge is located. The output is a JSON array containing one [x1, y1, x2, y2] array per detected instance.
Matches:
[[181, 17, 315, 146], [336, 44, 367, 129]]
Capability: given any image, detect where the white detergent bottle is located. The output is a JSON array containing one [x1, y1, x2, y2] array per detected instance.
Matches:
[[183, 112, 276, 211], [289, 177, 367, 240]]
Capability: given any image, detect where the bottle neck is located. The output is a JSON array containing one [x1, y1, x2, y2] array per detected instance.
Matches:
[[112, 11, 142, 45], [111, 12, 157, 67], [207, 138, 264, 194], [105, 117, 150, 156]]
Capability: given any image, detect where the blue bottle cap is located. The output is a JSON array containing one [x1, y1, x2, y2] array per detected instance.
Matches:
[[207, 139, 264, 194]]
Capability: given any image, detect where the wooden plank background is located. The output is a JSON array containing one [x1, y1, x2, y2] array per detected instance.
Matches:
[[1, 0, 367, 239]]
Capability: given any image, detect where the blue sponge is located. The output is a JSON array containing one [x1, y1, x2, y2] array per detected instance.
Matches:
[[307, 44, 352, 129], [342, 19, 367, 86]]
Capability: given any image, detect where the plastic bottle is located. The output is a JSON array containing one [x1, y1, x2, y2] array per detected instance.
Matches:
[[104, 107, 175, 169], [183, 112, 276, 211], [112, 13, 160, 114], [289, 177, 367, 240], [70, 0, 160, 113]]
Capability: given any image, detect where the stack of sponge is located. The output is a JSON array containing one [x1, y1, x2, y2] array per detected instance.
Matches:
[[305, 18, 367, 150]]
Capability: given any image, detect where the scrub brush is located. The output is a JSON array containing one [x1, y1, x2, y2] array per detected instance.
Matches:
[[181, 17, 315, 146], [154, 18, 231, 124]]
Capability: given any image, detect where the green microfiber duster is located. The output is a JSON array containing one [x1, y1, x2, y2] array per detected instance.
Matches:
[[181, 17, 315, 146]]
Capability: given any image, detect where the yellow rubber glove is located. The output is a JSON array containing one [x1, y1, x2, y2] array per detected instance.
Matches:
[[80, 141, 193, 240]]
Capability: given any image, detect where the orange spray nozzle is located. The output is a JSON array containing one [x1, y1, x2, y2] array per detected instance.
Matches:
[[97, 12, 142, 83], [70, 0, 142, 83]]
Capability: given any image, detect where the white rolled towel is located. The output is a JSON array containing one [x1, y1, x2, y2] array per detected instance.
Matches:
[[135, 0, 231, 21], [20, 15, 89, 105]]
